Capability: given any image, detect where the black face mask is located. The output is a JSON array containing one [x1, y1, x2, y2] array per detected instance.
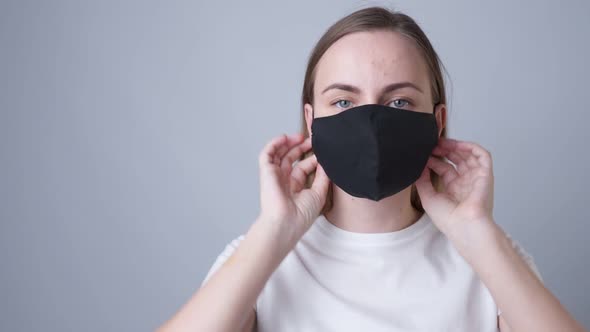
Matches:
[[311, 103, 439, 201]]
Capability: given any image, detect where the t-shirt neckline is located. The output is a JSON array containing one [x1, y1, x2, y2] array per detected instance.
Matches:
[[313, 211, 434, 246]]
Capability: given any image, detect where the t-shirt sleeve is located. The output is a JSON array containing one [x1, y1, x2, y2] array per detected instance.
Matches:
[[199, 234, 258, 312], [497, 232, 544, 316]]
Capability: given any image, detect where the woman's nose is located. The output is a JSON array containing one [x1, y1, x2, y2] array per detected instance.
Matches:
[[359, 98, 381, 105]]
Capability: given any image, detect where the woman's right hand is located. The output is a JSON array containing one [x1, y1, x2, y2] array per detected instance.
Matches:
[[257, 133, 331, 241]]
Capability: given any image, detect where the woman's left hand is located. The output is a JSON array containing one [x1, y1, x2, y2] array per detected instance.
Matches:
[[415, 137, 495, 239]]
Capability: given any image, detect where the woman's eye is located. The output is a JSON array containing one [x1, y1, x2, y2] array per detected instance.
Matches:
[[389, 99, 410, 108], [333, 99, 352, 109]]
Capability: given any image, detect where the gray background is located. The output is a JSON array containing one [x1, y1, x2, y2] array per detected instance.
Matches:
[[1, 0, 588, 331]]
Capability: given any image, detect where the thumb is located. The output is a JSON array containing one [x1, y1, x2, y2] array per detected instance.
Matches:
[[415, 166, 436, 206], [310, 163, 330, 203], [415, 165, 456, 221]]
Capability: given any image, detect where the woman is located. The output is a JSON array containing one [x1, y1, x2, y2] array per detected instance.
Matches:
[[158, 6, 586, 332]]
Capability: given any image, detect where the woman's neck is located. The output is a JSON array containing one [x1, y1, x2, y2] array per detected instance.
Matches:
[[323, 185, 422, 233]]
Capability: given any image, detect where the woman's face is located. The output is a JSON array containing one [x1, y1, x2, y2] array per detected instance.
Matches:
[[305, 29, 445, 136]]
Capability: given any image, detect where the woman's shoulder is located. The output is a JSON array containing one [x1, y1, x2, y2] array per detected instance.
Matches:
[[443, 222, 543, 283], [200, 233, 246, 287], [488, 226, 545, 316], [500, 229, 544, 282]]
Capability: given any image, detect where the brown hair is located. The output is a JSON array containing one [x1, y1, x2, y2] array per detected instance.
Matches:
[[299, 6, 449, 215]]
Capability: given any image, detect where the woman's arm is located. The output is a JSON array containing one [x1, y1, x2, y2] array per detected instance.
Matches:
[[157, 133, 330, 332], [415, 137, 586, 332], [450, 218, 586, 332], [156, 217, 297, 332]]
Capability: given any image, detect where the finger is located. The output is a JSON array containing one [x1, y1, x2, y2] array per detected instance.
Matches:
[[415, 165, 457, 226], [432, 146, 470, 174], [447, 149, 479, 170], [259, 134, 288, 166], [446, 151, 472, 174], [433, 143, 472, 163], [426, 156, 459, 186], [415, 165, 436, 201], [439, 138, 492, 169], [432, 145, 447, 156], [290, 154, 318, 191], [281, 137, 312, 175], [275, 133, 305, 160], [259, 133, 304, 167], [310, 163, 330, 200], [435, 139, 470, 160]]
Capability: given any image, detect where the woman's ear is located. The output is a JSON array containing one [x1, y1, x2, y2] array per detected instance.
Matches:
[[434, 104, 447, 138], [304, 103, 314, 137]]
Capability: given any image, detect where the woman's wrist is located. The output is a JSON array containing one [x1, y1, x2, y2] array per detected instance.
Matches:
[[445, 217, 505, 263], [251, 215, 301, 258]]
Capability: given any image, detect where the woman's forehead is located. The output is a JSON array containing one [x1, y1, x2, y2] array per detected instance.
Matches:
[[314, 30, 430, 95]]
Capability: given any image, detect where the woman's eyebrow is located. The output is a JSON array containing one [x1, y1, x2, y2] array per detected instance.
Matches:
[[321, 82, 424, 95]]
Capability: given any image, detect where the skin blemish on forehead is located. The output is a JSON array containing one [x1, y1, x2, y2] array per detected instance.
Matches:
[[313, 30, 432, 110]]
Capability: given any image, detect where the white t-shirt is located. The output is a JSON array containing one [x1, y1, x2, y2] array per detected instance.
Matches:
[[201, 212, 543, 331]]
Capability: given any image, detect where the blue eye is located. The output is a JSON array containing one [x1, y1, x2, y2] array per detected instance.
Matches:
[[333, 99, 352, 109], [390, 99, 410, 108]]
